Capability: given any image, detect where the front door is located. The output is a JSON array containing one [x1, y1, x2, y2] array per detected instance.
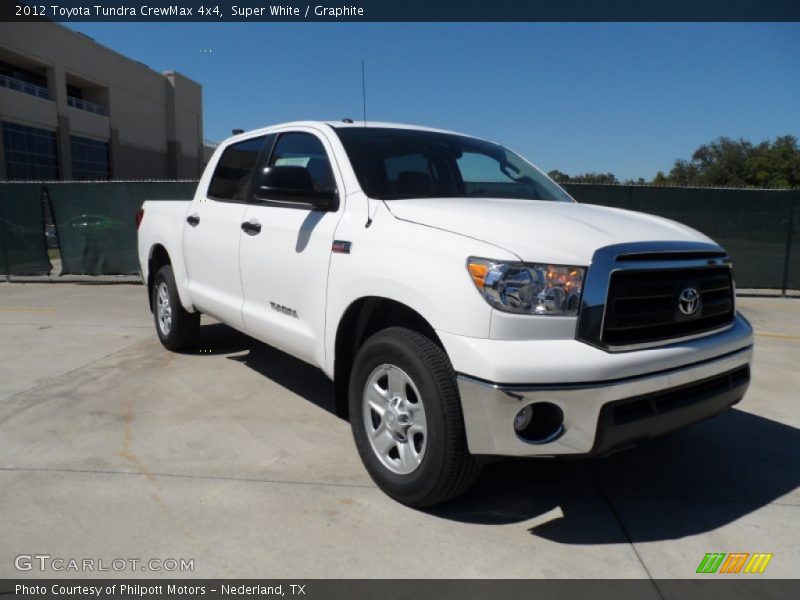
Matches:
[[239, 130, 343, 367]]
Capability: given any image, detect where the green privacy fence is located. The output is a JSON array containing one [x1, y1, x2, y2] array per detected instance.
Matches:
[[0, 181, 798, 291], [563, 184, 800, 293], [0, 183, 51, 275], [47, 182, 196, 275]]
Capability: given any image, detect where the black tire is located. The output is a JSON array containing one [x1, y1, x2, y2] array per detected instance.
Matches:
[[349, 327, 480, 507], [152, 265, 200, 351]]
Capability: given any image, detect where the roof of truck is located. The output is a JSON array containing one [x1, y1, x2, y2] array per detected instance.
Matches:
[[222, 121, 473, 146], [323, 120, 464, 135]]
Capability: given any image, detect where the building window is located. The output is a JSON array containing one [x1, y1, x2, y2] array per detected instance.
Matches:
[[66, 96, 106, 115], [71, 136, 110, 180], [66, 84, 83, 100], [0, 60, 50, 100], [1, 121, 59, 180], [66, 83, 106, 115]]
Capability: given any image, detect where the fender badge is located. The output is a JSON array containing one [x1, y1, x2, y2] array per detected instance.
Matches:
[[269, 302, 298, 318], [332, 240, 352, 254]]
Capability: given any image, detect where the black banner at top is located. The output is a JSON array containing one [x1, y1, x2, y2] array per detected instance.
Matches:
[[2, 0, 800, 22]]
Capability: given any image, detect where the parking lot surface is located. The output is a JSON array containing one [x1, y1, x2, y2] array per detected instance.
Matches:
[[1, 283, 799, 578]]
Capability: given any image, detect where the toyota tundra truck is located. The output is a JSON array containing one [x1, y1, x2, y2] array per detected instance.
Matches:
[[136, 121, 753, 507]]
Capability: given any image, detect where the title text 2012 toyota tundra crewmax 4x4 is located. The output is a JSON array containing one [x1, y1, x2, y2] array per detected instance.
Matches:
[[136, 121, 753, 507]]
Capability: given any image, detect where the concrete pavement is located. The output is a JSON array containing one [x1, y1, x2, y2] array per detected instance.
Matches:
[[1, 283, 798, 578]]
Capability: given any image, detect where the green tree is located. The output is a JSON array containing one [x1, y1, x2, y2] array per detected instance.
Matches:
[[744, 135, 800, 188], [547, 170, 571, 183], [572, 172, 619, 184], [548, 171, 618, 184], [652, 171, 669, 186], [660, 135, 800, 188]]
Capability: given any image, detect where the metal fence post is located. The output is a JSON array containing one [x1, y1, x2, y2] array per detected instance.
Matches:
[[781, 201, 796, 297]]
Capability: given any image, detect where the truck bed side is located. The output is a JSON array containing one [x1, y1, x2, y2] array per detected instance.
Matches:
[[137, 200, 195, 313]]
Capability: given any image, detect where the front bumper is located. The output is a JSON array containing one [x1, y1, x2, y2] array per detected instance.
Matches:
[[451, 317, 753, 456]]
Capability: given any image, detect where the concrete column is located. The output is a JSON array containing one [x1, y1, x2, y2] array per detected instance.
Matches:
[[50, 65, 72, 179], [0, 86, 6, 179], [0, 116, 7, 180], [196, 147, 204, 179], [164, 76, 178, 179], [166, 140, 180, 179], [110, 128, 121, 179], [195, 113, 204, 178], [45, 66, 58, 105], [49, 65, 68, 113], [56, 114, 73, 180]]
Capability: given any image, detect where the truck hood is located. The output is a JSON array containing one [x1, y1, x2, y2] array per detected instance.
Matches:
[[384, 197, 714, 265]]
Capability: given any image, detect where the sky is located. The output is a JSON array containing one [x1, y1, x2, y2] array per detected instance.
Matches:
[[67, 22, 800, 181]]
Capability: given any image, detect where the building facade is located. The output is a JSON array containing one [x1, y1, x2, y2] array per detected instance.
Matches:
[[0, 22, 203, 181]]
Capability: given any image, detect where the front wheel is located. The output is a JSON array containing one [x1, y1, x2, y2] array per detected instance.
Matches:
[[152, 265, 200, 351], [349, 327, 480, 507]]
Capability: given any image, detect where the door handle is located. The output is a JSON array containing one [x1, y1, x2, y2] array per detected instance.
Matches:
[[241, 219, 262, 235], [186, 214, 200, 227]]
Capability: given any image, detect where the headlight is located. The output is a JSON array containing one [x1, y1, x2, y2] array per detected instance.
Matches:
[[467, 257, 585, 316]]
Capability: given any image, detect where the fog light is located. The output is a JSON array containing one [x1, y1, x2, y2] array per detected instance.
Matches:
[[514, 402, 566, 444], [513, 405, 534, 432]]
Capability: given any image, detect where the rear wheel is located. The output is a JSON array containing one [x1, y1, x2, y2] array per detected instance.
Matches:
[[349, 327, 480, 507], [152, 265, 199, 351]]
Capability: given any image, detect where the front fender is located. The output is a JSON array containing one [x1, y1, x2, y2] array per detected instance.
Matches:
[[323, 208, 516, 377]]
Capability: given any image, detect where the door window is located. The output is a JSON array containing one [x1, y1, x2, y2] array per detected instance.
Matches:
[[269, 133, 335, 192], [208, 136, 266, 201]]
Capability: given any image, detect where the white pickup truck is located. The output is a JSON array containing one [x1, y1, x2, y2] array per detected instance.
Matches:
[[137, 121, 753, 507]]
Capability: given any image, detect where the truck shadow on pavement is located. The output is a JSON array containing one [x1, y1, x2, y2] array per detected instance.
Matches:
[[431, 409, 800, 543], [194, 322, 799, 543], [195, 322, 340, 417]]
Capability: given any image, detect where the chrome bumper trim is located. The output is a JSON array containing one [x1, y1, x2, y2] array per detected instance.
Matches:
[[457, 345, 752, 456]]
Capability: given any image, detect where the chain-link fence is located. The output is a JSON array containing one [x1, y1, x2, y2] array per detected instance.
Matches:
[[0, 180, 798, 294]]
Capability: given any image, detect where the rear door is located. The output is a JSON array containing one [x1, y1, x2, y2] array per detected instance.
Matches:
[[239, 129, 343, 367], [182, 135, 267, 328]]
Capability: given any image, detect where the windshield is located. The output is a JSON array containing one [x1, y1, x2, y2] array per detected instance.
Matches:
[[334, 127, 573, 202]]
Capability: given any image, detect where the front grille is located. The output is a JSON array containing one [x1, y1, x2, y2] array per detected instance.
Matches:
[[611, 365, 750, 426], [587, 363, 750, 455], [602, 266, 734, 346]]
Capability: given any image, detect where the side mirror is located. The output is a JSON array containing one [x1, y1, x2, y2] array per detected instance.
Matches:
[[252, 165, 337, 211]]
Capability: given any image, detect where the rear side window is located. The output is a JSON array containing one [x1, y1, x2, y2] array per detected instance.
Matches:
[[207, 136, 266, 200], [269, 133, 335, 191]]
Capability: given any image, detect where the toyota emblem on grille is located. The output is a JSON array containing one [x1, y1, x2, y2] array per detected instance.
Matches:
[[678, 287, 701, 316]]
